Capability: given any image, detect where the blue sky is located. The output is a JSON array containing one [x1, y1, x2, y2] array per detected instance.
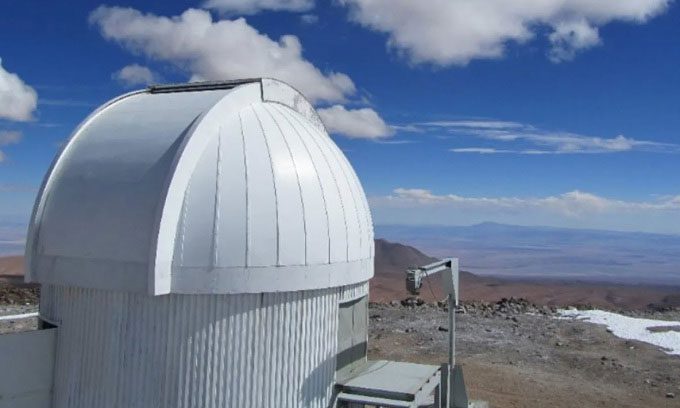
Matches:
[[1, 0, 680, 233]]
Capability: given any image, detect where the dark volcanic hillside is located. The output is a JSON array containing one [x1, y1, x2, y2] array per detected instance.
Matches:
[[372, 238, 484, 301], [374, 238, 438, 275]]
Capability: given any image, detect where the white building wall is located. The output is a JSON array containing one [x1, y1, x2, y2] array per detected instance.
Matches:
[[40, 284, 340, 408]]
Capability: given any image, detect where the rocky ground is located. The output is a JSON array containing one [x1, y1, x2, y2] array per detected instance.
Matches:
[[370, 298, 680, 408], [3, 284, 680, 407], [0, 285, 39, 334]]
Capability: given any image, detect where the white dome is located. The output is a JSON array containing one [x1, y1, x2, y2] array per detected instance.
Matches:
[[26, 79, 374, 294]]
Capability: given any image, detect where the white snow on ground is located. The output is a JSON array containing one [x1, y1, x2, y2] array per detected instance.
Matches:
[[0, 312, 38, 321], [558, 309, 680, 355]]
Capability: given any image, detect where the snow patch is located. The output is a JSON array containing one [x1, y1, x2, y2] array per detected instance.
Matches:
[[0, 312, 38, 321], [558, 309, 680, 355]]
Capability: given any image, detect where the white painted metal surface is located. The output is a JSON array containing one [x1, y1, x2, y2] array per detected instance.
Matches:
[[0, 328, 56, 408], [24, 79, 375, 408], [339, 281, 370, 303], [26, 79, 374, 295], [40, 284, 340, 408], [336, 361, 441, 407]]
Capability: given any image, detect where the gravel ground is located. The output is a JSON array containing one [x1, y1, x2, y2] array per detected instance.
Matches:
[[0, 304, 39, 334], [369, 302, 680, 408]]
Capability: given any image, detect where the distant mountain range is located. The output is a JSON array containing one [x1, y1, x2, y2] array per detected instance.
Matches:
[[2, 237, 679, 309], [376, 222, 680, 286], [3, 219, 680, 286]]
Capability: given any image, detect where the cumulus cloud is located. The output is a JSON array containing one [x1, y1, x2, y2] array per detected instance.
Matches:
[[112, 64, 158, 87], [338, 0, 671, 65], [318, 105, 393, 139], [89, 6, 355, 103], [0, 131, 22, 163], [0, 59, 38, 121], [204, 0, 313, 15], [411, 119, 680, 154], [548, 19, 602, 62]]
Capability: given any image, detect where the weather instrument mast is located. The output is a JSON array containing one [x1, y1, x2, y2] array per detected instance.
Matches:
[[406, 259, 468, 408]]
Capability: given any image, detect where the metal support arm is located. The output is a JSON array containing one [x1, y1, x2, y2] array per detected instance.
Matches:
[[405, 258, 466, 408]]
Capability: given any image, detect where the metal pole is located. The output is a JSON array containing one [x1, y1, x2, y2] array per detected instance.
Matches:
[[448, 292, 455, 407]]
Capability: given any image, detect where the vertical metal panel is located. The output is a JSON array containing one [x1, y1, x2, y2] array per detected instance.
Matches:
[[266, 104, 329, 265], [0, 328, 56, 408], [41, 284, 339, 408], [177, 136, 218, 267], [335, 146, 375, 260], [216, 115, 248, 267], [317, 125, 362, 261], [252, 104, 306, 266], [287, 107, 348, 264], [294, 116, 351, 263], [339, 281, 370, 303], [241, 106, 278, 267]]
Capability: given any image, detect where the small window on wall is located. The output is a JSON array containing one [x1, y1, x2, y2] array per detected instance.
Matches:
[[336, 295, 368, 376]]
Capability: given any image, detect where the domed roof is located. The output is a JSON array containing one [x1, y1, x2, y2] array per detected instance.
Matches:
[[26, 79, 374, 295]]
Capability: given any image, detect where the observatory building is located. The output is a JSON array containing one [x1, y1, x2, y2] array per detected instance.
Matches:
[[24, 79, 373, 408], [0, 78, 467, 408]]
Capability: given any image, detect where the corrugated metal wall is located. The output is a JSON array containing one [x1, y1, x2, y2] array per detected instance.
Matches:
[[41, 284, 340, 408]]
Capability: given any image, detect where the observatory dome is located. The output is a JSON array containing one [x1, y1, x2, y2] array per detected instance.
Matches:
[[26, 79, 374, 295]]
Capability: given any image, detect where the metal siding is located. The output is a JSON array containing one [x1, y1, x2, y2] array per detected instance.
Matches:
[[339, 281, 370, 303], [31, 79, 373, 294], [41, 285, 339, 408], [287, 108, 348, 264], [216, 116, 248, 267], [294, 117, 351, 263], [241, 106, 278, 267], [178, 136, 218, 268], [31, 90, 232, 291], [332, 144, 366, 261], [252, 104, 306, 266], [317, 127, 362, 261], [266, 104, 329, 265], [336, 147, 375, 260], [0, 328, 56, 408]]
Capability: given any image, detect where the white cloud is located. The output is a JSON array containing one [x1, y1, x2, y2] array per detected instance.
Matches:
[[0, 131, 22, 163], [424, 120, 524, 130], [370, 188, 680, 233], [318, 105, 393, 139], [113, 64, 158, 87], [373, 188, 680, 216], [548, 19, 602, 62], [412, 119, 680, 154], [338, 0, 671, 66], [204, 0, 313, 15], [300, 14, 319, 25], [89, 6, 355, 103], [39, 99, 93, 107], [0, 58, 38, 122], [0, 131, 22, 146], [451, 147, 517, 154]]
